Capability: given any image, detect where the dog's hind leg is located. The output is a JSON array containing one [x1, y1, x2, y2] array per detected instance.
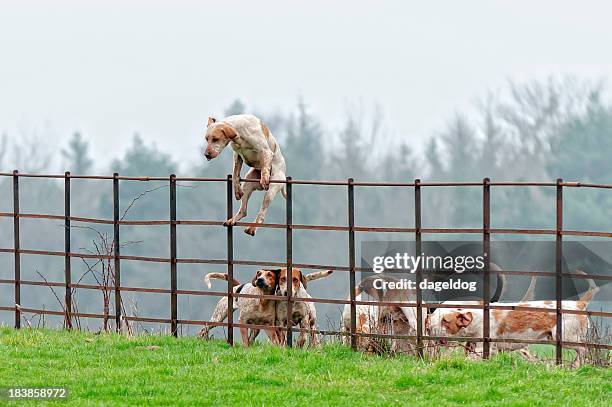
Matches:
[[571, 346, 587, 368], [198, 296, 229, 339], [224, 169, 262, 227], [244, 182, 284, 236], [248, 329, 260, 343]]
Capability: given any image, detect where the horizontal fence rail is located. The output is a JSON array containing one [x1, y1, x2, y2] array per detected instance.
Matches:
[[0, 172, 611, 366]]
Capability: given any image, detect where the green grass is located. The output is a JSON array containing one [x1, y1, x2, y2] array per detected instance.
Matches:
[[1, 328, 610, 406]]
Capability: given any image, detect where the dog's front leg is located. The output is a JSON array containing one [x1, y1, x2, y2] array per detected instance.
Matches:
[[265, 328, 282, 345], [309, 319, 319, 347], [240, 327, 251, 347], [296, 320, 308, 348], [232, 152, 243, 200]]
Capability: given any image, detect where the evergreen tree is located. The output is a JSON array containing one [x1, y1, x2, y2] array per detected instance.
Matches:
[[111, 134, 176, 176], [224, 99, 246, 116], [284, 99, 325, 180], [62, 132, 94, 174]]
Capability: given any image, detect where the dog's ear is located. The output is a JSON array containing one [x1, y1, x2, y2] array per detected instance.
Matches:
[[272, 268, 282, 285], [251, 269, 261, 286], [457, 311, 473, 327], [297, 268, 307, 289], [220, 124, 237, 139], [207, 116, 216, 126], [358, 281, 382, 299]]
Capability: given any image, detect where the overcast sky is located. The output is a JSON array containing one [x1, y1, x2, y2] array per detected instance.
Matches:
[[1, 1, 611, 170]]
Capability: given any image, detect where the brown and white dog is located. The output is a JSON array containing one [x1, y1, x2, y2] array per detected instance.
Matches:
[[345, 270, 509, 354], [203, 114, 287, 236], [199, 269, 332, 346], [199, 269, 281, 346], [341, 291, 382, 352], [275, 268, 333, 347], [427, 273, 598, 367], [341, 278, 426, 354]]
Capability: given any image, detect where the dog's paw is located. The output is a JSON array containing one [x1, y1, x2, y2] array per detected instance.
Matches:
[[244, 226, 256, 236], [260, 175, 270, 190], [234, 186, 244, 200], [223, 218, 235, 227], [197, 327, 210, 339]]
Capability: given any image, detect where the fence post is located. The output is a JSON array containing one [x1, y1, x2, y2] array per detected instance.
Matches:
[[285, 177, 293, 347], [12, 170, 20, 329], [113, 173, 122, 332], [348, 178, 357, 350], [170, 174, 178, 337], [64, 171, 72, 329], [482, 177, 491, 359], [555, 178, 563, 365], [414, 179, 423, 358], [226, 174, 234, 346]]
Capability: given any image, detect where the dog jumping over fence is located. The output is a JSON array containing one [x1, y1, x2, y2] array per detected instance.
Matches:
[[198, 268, 332, 346], [203, 114, 287, 236]]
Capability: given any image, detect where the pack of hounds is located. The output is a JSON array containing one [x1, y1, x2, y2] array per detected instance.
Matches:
[[201, 114, 600, 367]]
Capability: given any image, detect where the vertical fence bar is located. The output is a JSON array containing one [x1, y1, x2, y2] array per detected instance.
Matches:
[[555, 178, 563, 365], [226, 174, 234, 346], [12, 170, 20, 329], [482, 177, 491, 359], [113, 173, 122, 332], [348, 178, 357, 350], [285, 176, 293, 347], [170, 174, 178, 337], [414, 179, 423, 358], [64, 171, 72, 329]]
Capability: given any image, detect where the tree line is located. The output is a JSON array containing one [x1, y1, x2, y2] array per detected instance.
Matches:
[[1, 77, 611, 333]]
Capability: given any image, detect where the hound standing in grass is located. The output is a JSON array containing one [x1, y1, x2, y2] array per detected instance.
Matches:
[[427, 272, 598, 367], [203, 114, 287, 236]]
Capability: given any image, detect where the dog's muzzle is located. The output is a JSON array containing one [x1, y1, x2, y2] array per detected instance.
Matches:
[[255, 278, 267, 288]]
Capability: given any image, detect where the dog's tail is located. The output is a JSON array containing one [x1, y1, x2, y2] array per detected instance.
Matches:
[[489, 263, 506, 303], [520, 276, 538, 302], [576, 270, 599, 304], [281, 185, 287, 199], [305, 269, 333, 282], [204, 272, 241, 289]]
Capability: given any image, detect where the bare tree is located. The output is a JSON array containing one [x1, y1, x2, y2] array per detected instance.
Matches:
[[10, 129, 54, 172]]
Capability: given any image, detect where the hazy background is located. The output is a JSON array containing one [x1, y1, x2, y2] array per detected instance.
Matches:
[[0, 1, 610, 340], [2, 1, 612, 166]]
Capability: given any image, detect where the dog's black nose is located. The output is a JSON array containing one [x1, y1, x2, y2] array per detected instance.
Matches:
[[256, 278, 266, 288]]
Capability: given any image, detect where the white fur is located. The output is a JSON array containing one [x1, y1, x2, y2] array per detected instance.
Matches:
[[428, 300, 591, 367], [211, 114, 287, 236]]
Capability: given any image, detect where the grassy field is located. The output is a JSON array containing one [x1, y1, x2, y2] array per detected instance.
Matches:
[[1, 328, 610, 406]]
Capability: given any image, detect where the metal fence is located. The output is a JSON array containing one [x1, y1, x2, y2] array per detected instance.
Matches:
[[1, 171, 611, 365]]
